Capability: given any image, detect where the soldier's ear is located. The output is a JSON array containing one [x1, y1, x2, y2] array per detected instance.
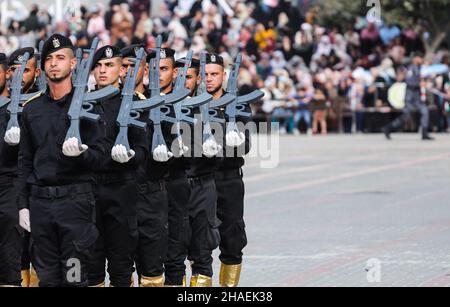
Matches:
[[173, 67, 178, 81], [70, 56, 77, 72], [36, 67, 41, 78]]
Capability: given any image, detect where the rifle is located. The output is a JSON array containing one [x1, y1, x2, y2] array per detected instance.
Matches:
[[72, 47, 83, 85], [165, 50, 212, 128], [65, 38, 120, 145], [197, 52, 233, 144], [5, 52, 30, 131], [36, 40, 47, 92], [147, 35, 177, 153], [220, 53, 264, 135], [114, 48, 165, 151]]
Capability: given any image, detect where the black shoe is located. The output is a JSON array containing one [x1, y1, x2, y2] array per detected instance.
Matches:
[[422, 134, 434, 141], [382, 126, 391, 140]]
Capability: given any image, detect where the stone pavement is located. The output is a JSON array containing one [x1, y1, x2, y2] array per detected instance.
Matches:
[[219, 133, 450, 287]]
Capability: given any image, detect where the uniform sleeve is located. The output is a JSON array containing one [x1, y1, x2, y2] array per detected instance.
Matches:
[[71, 104, 106, 168], [17, 110, 34, 209]]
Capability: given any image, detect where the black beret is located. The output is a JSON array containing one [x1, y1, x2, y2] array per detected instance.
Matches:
[[175, 57, 200, 69], [91, 45, 122, 70], [205, 53, 224, 66], [120, 44, 149, 61], [148, 48, 176, 61], [7, 47, 35, 66], [41, 34, 74, 69], [0, 53, 6, 65]]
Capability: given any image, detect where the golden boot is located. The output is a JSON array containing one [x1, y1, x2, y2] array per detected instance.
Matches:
[[29, 267, 39, 287], [21, 270, 30, 287], [190, 274, 212, 287], [219, 263, 242, 287], [140, 275, 164, 287]]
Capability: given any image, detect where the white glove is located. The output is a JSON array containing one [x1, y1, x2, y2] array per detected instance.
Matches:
[[19, 209, 31, 232], [226, 130, 245, 147], [202, 138, 222, 158], [4, 127, 20, 146], [62, 137, 88, 157], [111, 144, 135, 163], [152, 144, 173, 162]]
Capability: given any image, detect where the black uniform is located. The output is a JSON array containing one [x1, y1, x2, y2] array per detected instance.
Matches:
[[134, 91, 170, 285], [17, 89, 105, 287], [88, 92, 147, 287], [0, 104, 22, 287], [216, 103, 251, 266], [183, 107, 223, 280]]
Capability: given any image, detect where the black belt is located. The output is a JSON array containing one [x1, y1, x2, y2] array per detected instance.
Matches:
[[167, 169, 187, 181], [94, 172, 136, 184], [30, 183, 93, 199], [215, 168, 243, 181], [188, 173, 215, 187]]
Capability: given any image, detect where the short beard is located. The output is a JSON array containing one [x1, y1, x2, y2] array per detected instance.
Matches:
[[208, 85, 223, 96], [48, 71, 71, 83]]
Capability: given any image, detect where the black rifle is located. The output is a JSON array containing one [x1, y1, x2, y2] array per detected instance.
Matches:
[[65, 38, 120, 145], [114, 48, 165, 151]]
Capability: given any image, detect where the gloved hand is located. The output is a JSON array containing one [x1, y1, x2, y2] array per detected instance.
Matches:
[[111, 144, 135, 163], [62, 137, 88, 157], [19, 209, 31, 232], [202, 138, 222, 158], [4, 127, 20, 146], [226, 130, 245, 147], [152, 144, 173, 162]]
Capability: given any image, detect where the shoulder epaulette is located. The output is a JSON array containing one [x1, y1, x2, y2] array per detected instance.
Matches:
[[22, 91, 43, 107]]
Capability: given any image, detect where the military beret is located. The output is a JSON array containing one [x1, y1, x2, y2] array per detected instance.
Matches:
[[41, 34, 74, 69], [205, 53, 224, 66], [7, 47, 35, 66], [148, 48, 176, 61], [175, 57, 200, 69], [0, 53, 6, 65], [91, 45, 122, 70], [120, 44, 150, 61]]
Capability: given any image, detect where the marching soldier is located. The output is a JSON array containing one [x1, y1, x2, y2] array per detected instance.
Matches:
[[88, 46, 145, 287], [383, 52, 434, 140], [0, 48, 42, 287], [17, 34, 105, 287], [206, 53, 250, 287], [0, 53, 23, 287], [120, 44, 170, 287], [149, 48, 194, 288]]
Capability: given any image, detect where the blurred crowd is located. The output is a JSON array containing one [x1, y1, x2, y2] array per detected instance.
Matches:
[[1, 0, 449, 134]]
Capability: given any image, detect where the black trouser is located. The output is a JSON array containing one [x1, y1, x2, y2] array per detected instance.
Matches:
[[29, 183, 98, 287], [0, 177, 22, 286], [88, 173, 138, 287], [164, 175, 191, 285], [390, 89, 429, 131], [135, 179, 168, 278], [216, 168, 247, 265], [187, 174, 220, 278]]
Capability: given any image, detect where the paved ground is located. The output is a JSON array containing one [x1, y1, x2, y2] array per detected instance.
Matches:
[[208, 132, 450, 287]]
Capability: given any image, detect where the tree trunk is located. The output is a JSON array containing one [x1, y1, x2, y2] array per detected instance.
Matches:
[[424, 31, 447, 60]]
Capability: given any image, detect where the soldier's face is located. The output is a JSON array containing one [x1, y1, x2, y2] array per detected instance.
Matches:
[[205, 64, 225, 94], [44, 49, 76, 83], [94, 58, 122, 88], [0, 66, 6, 94], [7, 57, 38, 93], [160, 59, 176, 92], [184, 67, 200, 94], [121, 57, 147, 87]]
